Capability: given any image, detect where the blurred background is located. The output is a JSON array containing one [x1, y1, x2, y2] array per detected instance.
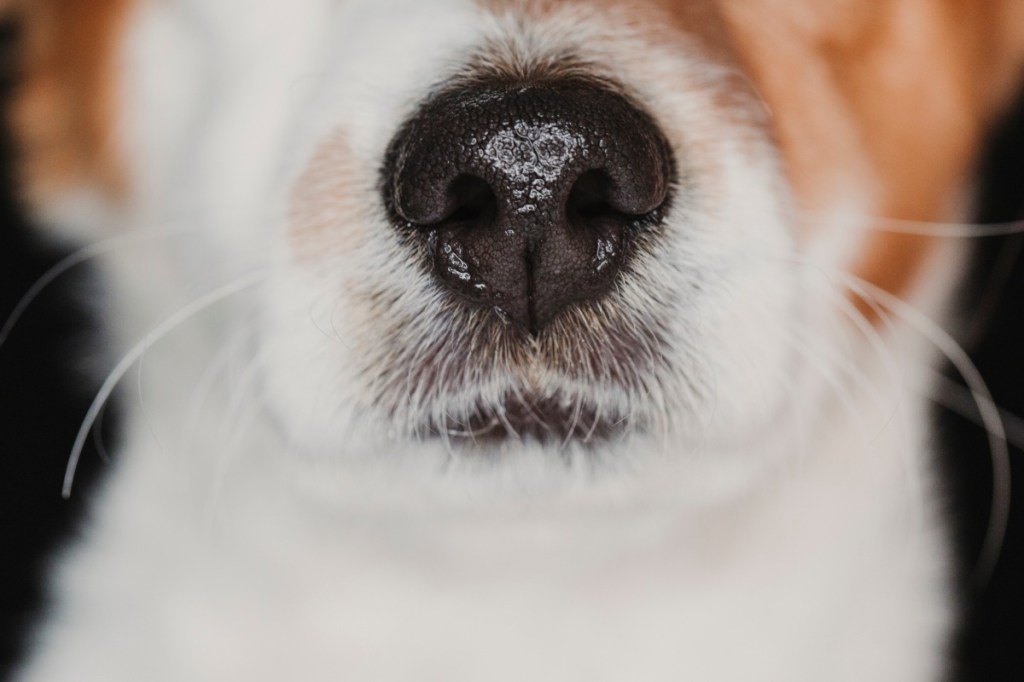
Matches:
[[0, 18, 1021, 682]]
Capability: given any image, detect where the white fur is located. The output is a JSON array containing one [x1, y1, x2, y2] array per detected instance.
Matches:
[[14, 1, 958, 680]]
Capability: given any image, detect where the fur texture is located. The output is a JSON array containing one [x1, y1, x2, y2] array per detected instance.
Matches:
[[5, 1, 1024, 679]]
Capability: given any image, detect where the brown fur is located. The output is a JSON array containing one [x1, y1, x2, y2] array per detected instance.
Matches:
[[9, 0, 1024, 312], [5, 0, 134, 204], [720, 0, 1024, 312]]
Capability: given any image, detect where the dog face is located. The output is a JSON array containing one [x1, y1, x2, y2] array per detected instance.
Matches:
[[10, 0, 1024, 477], [271, 1, 798, 465]]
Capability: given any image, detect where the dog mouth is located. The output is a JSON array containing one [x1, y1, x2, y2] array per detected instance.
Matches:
[[433, 392, 626, 446], [370, 303, 665, 449]]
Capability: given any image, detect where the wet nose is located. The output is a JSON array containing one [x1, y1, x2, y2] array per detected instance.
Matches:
[[383, 81, 673, 334]]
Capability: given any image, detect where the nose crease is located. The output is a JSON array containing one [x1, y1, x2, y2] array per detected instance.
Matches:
[[383, 80, 674, 334]]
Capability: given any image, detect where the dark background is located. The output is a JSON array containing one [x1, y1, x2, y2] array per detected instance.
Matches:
[[0, 21, 111, 679], [0, 25, 1022, 682], [940, 87, 1024, 680]]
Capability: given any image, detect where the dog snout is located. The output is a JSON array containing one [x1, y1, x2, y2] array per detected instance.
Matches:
[[384, 81, 674, 335]]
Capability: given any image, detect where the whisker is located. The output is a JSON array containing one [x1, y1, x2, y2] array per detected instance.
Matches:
[[203, 342, 283, 522], [926, 370, 1024, 453], [446, 418, 501, 439], [181, 317, 263, 459], [826, 268, 1010, 588], [798, 210, 1024, 238], [561, 392, 585, 451], [0, 226, 203, 354], [724, 238, 1013, 586], [90, 400, 115, 465], [62, 269, 271, 498], [792, 265, 912, 433]]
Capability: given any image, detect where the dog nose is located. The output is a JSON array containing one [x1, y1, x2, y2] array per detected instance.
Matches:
[[384, 81, 673, 334]]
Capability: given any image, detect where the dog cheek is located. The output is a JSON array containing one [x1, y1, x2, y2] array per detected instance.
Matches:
[[288, 131, 369, 263]]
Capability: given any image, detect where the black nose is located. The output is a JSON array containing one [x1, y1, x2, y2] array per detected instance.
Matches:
[[383, 81, 673, 334]]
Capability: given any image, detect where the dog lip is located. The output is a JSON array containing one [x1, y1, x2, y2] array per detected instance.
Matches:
[[434, 394, 626, 446], [380, 294, 669, 448]]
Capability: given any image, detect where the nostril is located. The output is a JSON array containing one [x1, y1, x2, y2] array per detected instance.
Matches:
[[394, 172, 497, 228], [442, 175, 497, 226], [566, 169, 647, 224]]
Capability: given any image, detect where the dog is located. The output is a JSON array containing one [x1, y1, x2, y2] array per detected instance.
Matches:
[[3, 0, 1023, 679]]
